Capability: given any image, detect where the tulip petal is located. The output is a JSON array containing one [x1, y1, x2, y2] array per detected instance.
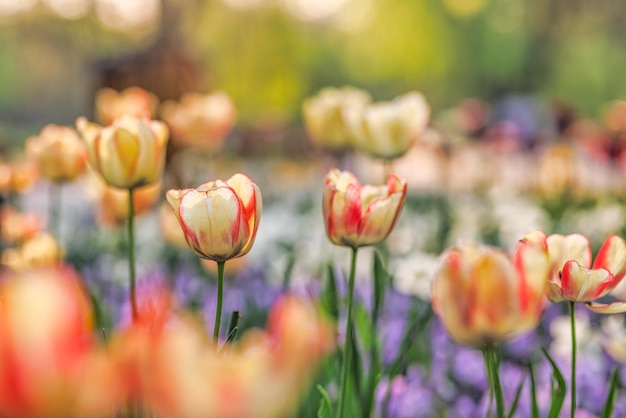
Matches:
[[561, 260, 614, 301], [593, 235, 626, 280], [583, 301, 626, 314], [323, 181, 361, 247], [547, 233, 592, 271], [358, 192, 404, 247], [113, 128, 140, 178], [512, 237, 550, 314], [227, 173, 262, 256]]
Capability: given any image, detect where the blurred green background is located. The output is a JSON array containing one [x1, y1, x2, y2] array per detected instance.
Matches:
[[2, 0, 626, 146]]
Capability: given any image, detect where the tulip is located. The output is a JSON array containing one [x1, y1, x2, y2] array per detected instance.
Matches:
[[166, 173, 262, 342], [25, 124, 87, 183], [302, 87, 371, 151], [0, 206, 41, 245], [165, 173, 262, 262], [344, 91, 430, 160], [0, 266, 124, 418], [77, 115, 169, 190], [0, 160, 38, 194], [431, 236, 550, 347], [161, 91, 236, 151], [95, 86, 158, 125], [1, 232, 63, 271], [322, 168, 407, 249], [523, 232, 626, 313]]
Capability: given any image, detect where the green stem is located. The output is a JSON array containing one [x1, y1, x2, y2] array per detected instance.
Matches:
[[482, 348, 494, 416], [128, 188, 138, 322], [213, 261, 225, 344], [337, 247, 358, 418], [569, 301, 577, 418], [483, 346, 505, 418]]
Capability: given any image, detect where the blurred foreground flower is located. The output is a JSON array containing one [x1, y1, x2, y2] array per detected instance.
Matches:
[[77, 115, 169, 190], [162, 91, 236, 152], [95, 86, 158, 125], [0, 267, 123, 418], [303, 86, 371, 151], [322, 168, 406, 249], [431, 234, 550, 347], [25, 124, 87, 183], [344, 91, 430, 160]]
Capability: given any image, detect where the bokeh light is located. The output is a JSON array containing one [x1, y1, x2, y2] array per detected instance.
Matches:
[[43, 0, 90, 19], [94, 0, 161, 30], [0, 0, 37, 17]]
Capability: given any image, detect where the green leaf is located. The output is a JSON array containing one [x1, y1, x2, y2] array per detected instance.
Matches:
[[601, 368, 620, 418], [372, 251, 388, 322], [529, 361, 540, 418], [316, 385, 333, 418], [321, 263, 339, 321], [507, 370, 527, 418], [542, 347, 566, 418]]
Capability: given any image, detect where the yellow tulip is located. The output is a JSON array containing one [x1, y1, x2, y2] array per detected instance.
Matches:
[[77, 115, 169, 189]]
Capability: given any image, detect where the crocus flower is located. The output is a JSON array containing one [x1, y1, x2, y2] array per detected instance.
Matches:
[[25, 124, 88, 183], [95, 86, 158, 125], [302, 87, 371, 151], [0, 266, 124, 417], [526, 232, 626, 313], [76, 115, 169, 189], [431, 234, 550, 346], [344, 91, 430, 160], [322, 168, 406, 249], [161, 91, 236, 151], [165, 173, 262, 262]]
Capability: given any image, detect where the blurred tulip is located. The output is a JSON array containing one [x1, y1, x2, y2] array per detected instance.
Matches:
[[535, 144, 576, 197], [0, 206, 41, 245], [142, 295, 333, 418], [99, 182, 162, 227], [166, 173, 262, 262], [526, 232, 626, 313], [345, 91, 430, 159], [0, 160, 38, 194], [0, 266, 124, 418], [158, 201, 189, 249], [95, 86, 158, 125], [162, 91, 236, 152], [77, 115, 169, 189], [1, 232, 63, 270], [302, 86, 371, 151], [322, 168, 406, 249], [431, 235, 550, 346], [25, 124, 87, 183]]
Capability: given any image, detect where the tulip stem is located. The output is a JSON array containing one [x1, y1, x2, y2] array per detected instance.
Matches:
[[337, 247, 358, 418], [128, 188, 138, 322], [569, 301, 577, 418], [483, 345, 505, 418], [213, 260, 225, 344]]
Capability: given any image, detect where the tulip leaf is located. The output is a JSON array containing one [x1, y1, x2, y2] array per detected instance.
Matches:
[[528, 361, 540, 418], [316, 385, 333, 418], [227, 310, 241, 338], [321, 263, 339, 321], [507, 370, 527, 418], [601, 368, 620, 418], [542, 347, 566, 418], [372, 250, 388, 323]]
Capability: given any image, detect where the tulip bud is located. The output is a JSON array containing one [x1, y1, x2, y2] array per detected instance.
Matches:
[[95, 86, 158, 125], [345, 91, 430, 159], [25, 124, 87, 183], [322, 168, 406, 249], [166, 173, 262, 262], [77, 115, 169, 190], [431, 236, 550, 346]]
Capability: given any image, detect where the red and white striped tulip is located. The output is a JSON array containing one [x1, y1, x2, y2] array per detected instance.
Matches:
[[165, 174, 262, 262], [77, 115, 169, 190], [431, 234, 550, 346], [322, 169, 406, 249], [532, 233, 626, 313]]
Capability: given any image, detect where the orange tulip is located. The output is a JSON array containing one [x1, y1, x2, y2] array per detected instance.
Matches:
[[165, 173, 262, 262], [322, 168, 406, 249], [1, 232, 63, 270], [0, 266, 123, 417], [431, 235, 550, 346], [77, 115, 169, 189], [95, 86, 158, 125], [25, 124, 87, 183], [0, 206, 41, 245], [161, 91, 236, 151], [525, 232, 626, 313], [0, 160, 38, 194]]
